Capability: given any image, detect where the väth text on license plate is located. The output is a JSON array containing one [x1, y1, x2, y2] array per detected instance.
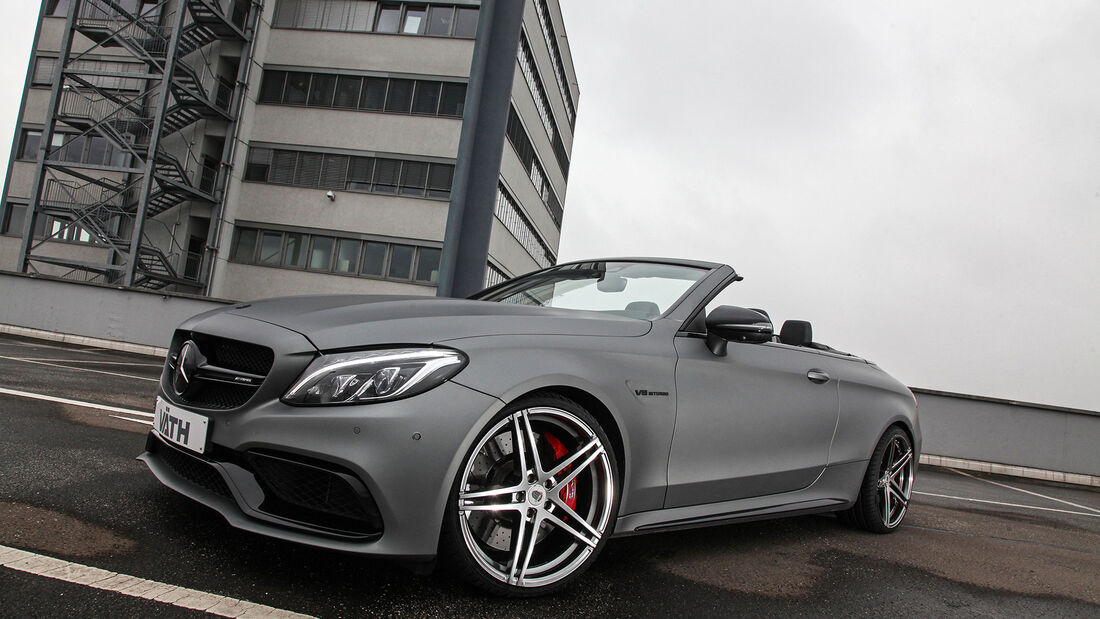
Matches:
[[154, 396, 209, 454]]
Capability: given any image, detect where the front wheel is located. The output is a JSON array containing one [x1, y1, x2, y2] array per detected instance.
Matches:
[[840, 426, 915, 533], [440, 394, 619, 596]]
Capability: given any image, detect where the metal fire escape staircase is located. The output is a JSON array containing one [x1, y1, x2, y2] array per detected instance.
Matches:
[[19, 0, 254, 290]]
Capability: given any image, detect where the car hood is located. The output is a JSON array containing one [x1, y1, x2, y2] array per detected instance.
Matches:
[[224, 295, 651, 350]]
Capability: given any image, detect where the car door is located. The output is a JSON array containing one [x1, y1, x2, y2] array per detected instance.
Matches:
[[665, 335, 839, 508]]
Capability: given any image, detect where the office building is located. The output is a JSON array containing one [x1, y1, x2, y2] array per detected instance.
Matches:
[[0, 0, 577, 299]]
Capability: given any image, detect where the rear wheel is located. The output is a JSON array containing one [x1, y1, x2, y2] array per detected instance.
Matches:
[[840, 426, 915, 533], [441, 394, 618, 596]]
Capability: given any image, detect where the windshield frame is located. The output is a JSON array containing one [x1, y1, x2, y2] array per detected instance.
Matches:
[[470, 259, 720, 320]]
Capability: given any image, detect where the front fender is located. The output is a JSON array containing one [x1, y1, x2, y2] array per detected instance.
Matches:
[[443, 332, 678, 515]]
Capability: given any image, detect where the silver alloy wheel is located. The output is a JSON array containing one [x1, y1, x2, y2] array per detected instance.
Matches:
[[876, 433, 914, 528], [456, 406, 615, 588]]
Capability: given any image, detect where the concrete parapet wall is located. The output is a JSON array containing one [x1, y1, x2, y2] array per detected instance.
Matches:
[[915, 388, 1099, 477], [0, 271, 231, 350]]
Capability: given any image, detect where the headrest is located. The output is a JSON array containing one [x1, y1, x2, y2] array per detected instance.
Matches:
[[625, 301, 660, 319], [780, 320, 813, 346]]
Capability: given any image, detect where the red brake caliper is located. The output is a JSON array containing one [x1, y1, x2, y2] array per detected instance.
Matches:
[[543, 432, 577, 511]]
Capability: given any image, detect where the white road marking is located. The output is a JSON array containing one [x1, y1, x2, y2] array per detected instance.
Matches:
[[0, 544, 315, 618], [0, 387, 154, 418], [14, 357, 163, 368], [913, 491, 1100, 519], [109, 415, 154, 426], [0, 355, 158, 382], [947, 468, 1100, 514]]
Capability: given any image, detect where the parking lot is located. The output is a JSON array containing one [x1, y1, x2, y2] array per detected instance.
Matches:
[[1, 331, 1097, 617]]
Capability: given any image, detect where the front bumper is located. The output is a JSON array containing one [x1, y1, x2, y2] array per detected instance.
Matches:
[[140, 379, 502, 558]]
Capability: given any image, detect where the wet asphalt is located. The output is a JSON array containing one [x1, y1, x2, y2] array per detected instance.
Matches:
[[0, 332, 1097, 617]]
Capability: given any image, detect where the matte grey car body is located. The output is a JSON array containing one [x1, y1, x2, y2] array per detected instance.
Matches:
[[140, 258, 920, 595]]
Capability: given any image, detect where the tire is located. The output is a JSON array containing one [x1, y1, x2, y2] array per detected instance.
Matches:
[[440, 393, 619, 597], [839, 426, 915, 533]]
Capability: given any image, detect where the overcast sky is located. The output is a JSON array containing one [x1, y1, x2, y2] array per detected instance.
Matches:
[[1, 2, 1097, 410], [556, 0, 1099, 411]]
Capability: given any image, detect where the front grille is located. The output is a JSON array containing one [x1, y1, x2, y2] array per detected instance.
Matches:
[[178, 382, 255, 410], [150, 434, 233, 499], [165, 333, 274, 410], [204, 338, 274, 376], [246, 451, 383, 537]]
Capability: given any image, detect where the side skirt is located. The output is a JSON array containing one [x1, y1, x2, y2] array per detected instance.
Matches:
[[614, 460, 867, 535]]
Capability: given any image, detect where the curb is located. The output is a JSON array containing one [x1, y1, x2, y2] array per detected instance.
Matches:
[[920, 454, 1099, 488], [0, 324, 168, 358]]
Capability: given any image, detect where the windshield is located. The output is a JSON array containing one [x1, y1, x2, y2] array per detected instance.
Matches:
[[473, 261, 709, 319]]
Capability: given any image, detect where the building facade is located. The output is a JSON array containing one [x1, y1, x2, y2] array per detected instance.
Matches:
[[0, 0, 578, 300]]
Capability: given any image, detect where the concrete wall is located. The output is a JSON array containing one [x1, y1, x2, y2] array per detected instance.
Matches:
[[0, 271, 230, 349], [915, 388, 1099, 477]]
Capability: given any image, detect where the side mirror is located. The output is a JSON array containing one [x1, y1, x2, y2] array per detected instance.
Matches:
[[705, 306, 773, 356]]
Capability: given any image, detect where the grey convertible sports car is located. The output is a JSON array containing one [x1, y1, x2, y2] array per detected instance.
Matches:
[[140, 258, 919, 596]]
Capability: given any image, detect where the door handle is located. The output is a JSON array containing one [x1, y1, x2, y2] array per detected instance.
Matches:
[[806, 369, 831, 384]]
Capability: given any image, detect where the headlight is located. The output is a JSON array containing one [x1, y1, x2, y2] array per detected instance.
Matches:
[[283, 348, 467, 405]]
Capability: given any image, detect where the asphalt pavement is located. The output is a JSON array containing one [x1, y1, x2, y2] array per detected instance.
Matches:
[[1, 332, 1097, 617]]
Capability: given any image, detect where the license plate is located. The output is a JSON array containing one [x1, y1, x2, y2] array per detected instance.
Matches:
[[154, 396, 210, 454]]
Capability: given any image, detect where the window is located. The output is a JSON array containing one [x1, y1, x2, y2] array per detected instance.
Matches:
[[360, 77, 387, 110], [294, 152, 323, 187], [258, 231, 284, 265], [533, 0, 576, 127], [347, 156, 374, 190], [231, 229, 258, 262], [270, 150, 298, 184], [23, 129, 123, 167], [399, 161, 427, 196], [402, 6, 426, 33], [274, 0, 375, 33], [243, 146, 454, 200], [258, 69, 465, 118], [307, 73, 337, 107], [384, 79, 413, 113], [371, 3, 476, 37], [372, 158, 399, 193], [375, 4, 401, 32], [285, 72, 310, 104], [411, 81, 440, 115], [425, 6, 452, 35], [454, 7, 478, 38], [319, 154, 349, 189], [283, 233, 308, 268], [309, 236, 334, 270], [388, 244, 413, 279], [427, 164, 453, 199], [334, 238, 360, 273], [439, 82, 466, 117], [3, 204, 28, 236], [485, 263, 509, 288], [495, 183, 555, 268], [415, 247, 440, 283], [245, 147, 272, 180], [259, 70, 287, 103], [518, 32, 570, 177], [333, 75, 362, 108], [505, 106, 562, 227], [230, 225, 442, 286], [361, 241, 386, 276], [19, 130, 42, 160]]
